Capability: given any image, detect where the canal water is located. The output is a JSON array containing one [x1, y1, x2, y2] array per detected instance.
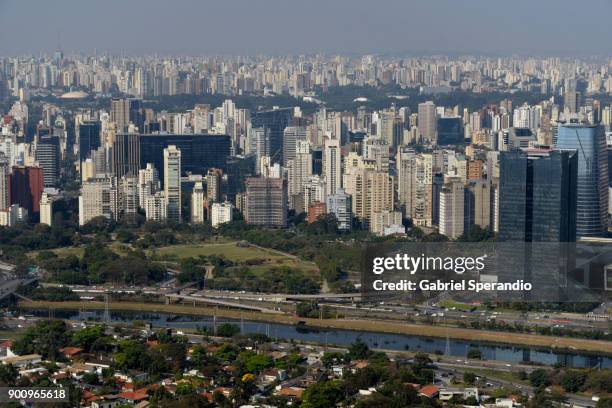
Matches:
[[30, 309, 611, 369]]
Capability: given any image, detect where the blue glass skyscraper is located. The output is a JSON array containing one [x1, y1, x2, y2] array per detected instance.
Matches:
[[556, 124, 608, 237]]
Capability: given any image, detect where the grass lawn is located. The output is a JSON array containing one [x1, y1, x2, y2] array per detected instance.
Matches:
[[152, 242, 284, 262], [150, 241, 319, 276]]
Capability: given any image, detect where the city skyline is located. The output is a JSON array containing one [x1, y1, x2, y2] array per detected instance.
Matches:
[[3, 0, 612, 56]]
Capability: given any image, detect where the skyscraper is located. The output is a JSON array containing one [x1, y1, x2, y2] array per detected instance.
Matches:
[[323, 136, 342, 198], [35, 134, 60, 187], [78, 119, 101, 164], [418, 101, 437, 143], [163, 145, 182, 223], [10, 166, 44, 216], [250, 107, 293, 164], [556, 124, 608, 237], [0, 154, 9, 210], [326, 188, 352, 231], [245, 177, 288, 228], [439, 181, 465, 239], [191, 181, 205, 224], [498, 149, 577, 242], [111, 98, 144, 132], [39, 192, 53, 226], [282, 126, 307, 166]]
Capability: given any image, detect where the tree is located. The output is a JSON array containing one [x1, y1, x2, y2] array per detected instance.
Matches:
[[72, 326, 105, 352], [216, 323, 240, 338], [463, 371, 477, 385], [0, 364, 18, 386], [596, 397, 612, 408], [11, 320, 70, 360], [301, 380, 344, 408], [529, 369, 550, 388], [561, 370, 586, 393], [347, 340, 371, 360]]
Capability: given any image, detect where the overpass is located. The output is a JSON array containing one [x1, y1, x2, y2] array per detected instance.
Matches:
[[164, 293, 283, 314]]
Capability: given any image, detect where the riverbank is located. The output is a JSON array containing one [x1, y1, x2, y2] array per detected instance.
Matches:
[[18, 300, 612, 355]]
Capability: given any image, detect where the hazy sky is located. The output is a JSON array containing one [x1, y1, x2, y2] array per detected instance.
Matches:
[[2, 0, 612, 56]]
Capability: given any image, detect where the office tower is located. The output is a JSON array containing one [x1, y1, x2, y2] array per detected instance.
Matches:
[[138, 163, 160, 208], [112, 133, 140, 178], [10, 166, 44, 216], [35, 134, 60, 187], [250, 107, 293, 164], [245, 177, 288, 228], [137, 134, 230, 183], [439, 181, 465, 239], [191, 181, 205, 224], [250, 127, 271, 173], [396, 147, 415, 217], [39, 192, 53, 226], [0, 154, 9, 210], [77, 119, 101, 164], [418, 101, 437, 143], [565, 80, 578, 114], [498, 150, 577, 242], [110, 98, 143, 132], [211, 202, 233, 227], [206, 168, 223, 202], [120, 176, 139, 224], [323, 136, 342, 198], [326, 188, 352, 231], [465, 180, 491, 230], [282, 126, 307, 166], [437, 116, 464, 145], [432, 173, 444, 226], [163, 145, 182, 223], [556, 124, 608, 237], [79, 177, 119, 226]]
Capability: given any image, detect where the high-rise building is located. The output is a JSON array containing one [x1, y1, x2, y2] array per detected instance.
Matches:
[[418, 101, 437, 143], [437, 116, 463, 145], [79, 177, 119, 226], [282, 126, 307, 166], [10, 166, 44, 216], [250, 107, 293, 165], [396, 147, 416, 217], [323, 136, 342, 198], [191, 181, 205, 224], [287, 140, 312, 210], [120, 176, 139, 224], [0, 154, 9, 210], [555, 124, 608, 237], [77, 120, 101, 164], [326, 188, 352, 231], [110, 98, 144, 132], [465, 180, 491, 230], [39, 192, 53, 226], [245, 177, 288, 228], [144, 191, 166, 222], [206, 168, 223, 202], [35, 134, 60, 187], [138, 163, 160, 208], [211, 202, 233, 227], [163, 145, 182, 223], [498, 149, 577, 242], [439, 181, 465, 239]]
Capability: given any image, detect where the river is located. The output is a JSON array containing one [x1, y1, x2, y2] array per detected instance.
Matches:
[[29, 309, 610, 369]]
